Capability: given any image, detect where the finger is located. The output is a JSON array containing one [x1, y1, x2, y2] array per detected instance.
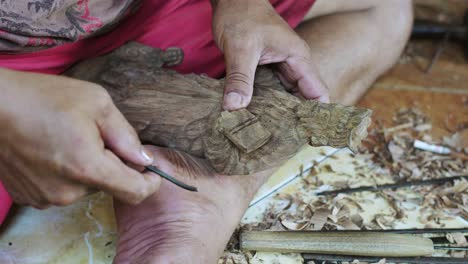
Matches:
[[124, 161, 145, 173], [45, 183, 93, 206], [97, 102, 153, 166], [274, 70, 296, 92], [90, 150, 161, 205], [281, 57, 330, 103], [31, 202, 51, 210], [223, 43, 261, 111]]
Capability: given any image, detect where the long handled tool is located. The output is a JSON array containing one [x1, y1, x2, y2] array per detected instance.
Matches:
[[302, 254, 467, 264], [240, 231, 434, 257]]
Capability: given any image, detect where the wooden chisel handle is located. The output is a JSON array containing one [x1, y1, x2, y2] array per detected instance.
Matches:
[[240, 231, 434, 257]]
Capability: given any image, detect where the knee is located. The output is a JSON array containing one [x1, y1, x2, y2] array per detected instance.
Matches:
[[376, 0, 413, 44]]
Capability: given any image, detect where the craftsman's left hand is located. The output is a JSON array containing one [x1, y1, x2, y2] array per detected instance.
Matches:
[[211, 0, 329, 110]]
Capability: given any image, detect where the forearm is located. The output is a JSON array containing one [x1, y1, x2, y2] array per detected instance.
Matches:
[[297, 1, 413, 105]]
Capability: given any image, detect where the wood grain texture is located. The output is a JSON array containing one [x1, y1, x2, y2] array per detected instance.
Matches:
[[240, 231, 434, 257], [66, 42, 372, 175]]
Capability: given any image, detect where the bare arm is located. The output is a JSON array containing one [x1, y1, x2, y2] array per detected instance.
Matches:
[[0, 68, 161, 208]]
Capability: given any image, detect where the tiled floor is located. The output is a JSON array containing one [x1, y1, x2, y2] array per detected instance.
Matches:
[[358, 41, 468, 141], [359, 0, 468, 142]]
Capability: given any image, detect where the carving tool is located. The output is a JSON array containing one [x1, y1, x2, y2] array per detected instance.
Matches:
[[303, 254, 467, 264], [315, 174, 468, 196], [145, 165, 198, 192], [240, 231, 434, 257], [241, 230, 468, 261]]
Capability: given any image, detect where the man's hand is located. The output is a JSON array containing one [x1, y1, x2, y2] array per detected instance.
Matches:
[[0, 69, 161, 208], [211, 0, 329, 111]]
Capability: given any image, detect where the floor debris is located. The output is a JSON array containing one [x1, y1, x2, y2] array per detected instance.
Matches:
[[224, 107, 467, 263]]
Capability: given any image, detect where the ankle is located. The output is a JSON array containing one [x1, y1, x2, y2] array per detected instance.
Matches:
[[228, 169, 273, 203]]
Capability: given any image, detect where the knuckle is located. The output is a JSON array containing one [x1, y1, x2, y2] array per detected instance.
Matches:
[[225, 71, 252, 89], [293, 39, 312, 58], [58, 192, 79, 206], [42, 190, 60, 205], [126, 193, 145, 205], [70, 162, 98, 183], [68, 133, 88, 150], [93, 87, 114, 114], [47, 189, 81, 206], [125, 186, 148, 205], [138, 185, 152, 200]]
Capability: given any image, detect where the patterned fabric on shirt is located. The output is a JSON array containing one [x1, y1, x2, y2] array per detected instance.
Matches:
[[0, 0, 139, 52]]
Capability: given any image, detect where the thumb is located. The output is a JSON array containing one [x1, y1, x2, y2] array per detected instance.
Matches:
[[223, 45, 260, 111], [97, 102, 153, 167]]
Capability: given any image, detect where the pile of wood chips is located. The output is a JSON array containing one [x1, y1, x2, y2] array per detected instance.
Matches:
[[219, 108, 467, 264]]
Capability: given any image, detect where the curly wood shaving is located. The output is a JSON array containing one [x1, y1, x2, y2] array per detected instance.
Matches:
[[231, 107, 467, 262], [218, 251, 251, 264], [309, 209, 329, 230], [335, 218, 360, 230], [379, 192, 405, 219], [373, 214, 395, 230], [447, 233, 468, 246], [280, 217, 309, 231]]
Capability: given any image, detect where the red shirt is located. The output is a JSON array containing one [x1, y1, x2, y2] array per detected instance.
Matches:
[[0, 0, 316, 226]]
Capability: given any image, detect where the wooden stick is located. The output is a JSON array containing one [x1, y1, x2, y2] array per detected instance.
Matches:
[[316, 175, 468, 196], [295, 228, 468, 234], [240, 231, 434, 257], [302, 254, 466, 264], [266, 228, 468, 236]]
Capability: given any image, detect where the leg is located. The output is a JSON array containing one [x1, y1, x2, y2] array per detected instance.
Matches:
[[297, 0, 413, 105], [114, 146, 272, 264]]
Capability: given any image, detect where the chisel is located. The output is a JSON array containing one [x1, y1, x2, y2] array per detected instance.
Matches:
[[240, 231, 434, 257], [145, 165, 198, 192]]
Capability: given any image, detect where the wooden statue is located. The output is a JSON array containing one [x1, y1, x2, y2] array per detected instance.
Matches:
[[66, 42, 372, 175]]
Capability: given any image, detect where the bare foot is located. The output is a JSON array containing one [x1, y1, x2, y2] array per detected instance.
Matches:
[[113, 146, 272, 264]]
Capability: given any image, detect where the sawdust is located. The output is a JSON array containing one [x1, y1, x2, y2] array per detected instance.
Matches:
[[223, 108, 467, 262]]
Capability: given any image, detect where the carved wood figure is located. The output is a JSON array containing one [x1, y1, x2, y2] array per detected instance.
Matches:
[[66, 42, 372, 175]]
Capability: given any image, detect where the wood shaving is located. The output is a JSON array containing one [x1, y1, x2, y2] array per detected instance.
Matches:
[[218, 251, 251, 264], [309, 209, 329, 230], [228, 107, 467, 262]]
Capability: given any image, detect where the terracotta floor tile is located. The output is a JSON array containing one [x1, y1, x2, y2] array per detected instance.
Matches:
[[358, 87, 467, 140], [375, 58, 468, 93]]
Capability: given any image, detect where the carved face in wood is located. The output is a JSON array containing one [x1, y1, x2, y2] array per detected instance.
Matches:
[[66, 42, 372, 175]]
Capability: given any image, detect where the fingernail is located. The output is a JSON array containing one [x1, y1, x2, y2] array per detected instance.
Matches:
[[224, 92, 243, 110], [141, 147, 154, 164]]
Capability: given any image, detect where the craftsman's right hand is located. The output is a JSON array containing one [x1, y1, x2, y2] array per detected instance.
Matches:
[[0, 68, 161, 209]]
